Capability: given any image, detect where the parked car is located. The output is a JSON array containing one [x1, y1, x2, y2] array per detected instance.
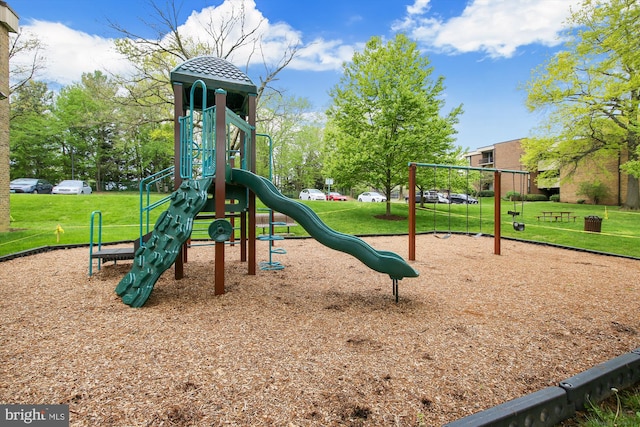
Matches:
[[357, 191, 387, 202], [9, 178, 53, 194], [52, 180, 92, 195], [327, 192, 348, 201], [299, 188, 326, 201], [405, 191, 439, 203], [450, 193, 478, 204], [436, 193, 451, 203]]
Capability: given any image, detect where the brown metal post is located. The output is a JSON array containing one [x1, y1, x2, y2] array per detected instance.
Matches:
[[408, 163, 417, 260], [173, 82, 185, 279], [238, 121, 247, 262], [214, 89, 227, 295], [494, 170, 501, 255], [240, 212, 247, 262], [247, 93, 257, 275]]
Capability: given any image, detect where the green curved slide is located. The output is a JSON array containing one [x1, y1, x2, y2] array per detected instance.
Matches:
[[230, 168, 419, 280]]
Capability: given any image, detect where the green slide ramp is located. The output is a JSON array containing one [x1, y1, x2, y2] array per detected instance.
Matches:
[[230, 168, 418, 280], [115, 178, 213, 307]]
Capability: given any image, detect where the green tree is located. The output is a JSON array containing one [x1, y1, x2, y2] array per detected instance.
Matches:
[[325, 33, 462, 216], [54, 71, 123, 189], [9, 81, 60, 180], [256, 94, 325, 195], [523, 0, 640, 209]]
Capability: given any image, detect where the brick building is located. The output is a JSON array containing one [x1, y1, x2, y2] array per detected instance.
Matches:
[[466, 138, 626, 205], [466, 138, 541, 199], [0, 2, 18, 232]]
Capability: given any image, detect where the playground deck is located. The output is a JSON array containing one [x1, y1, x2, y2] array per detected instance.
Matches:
[[90, 247, 135, 262]]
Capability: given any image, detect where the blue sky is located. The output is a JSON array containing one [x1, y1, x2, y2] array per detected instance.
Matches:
[[8, 0, 581, 151]]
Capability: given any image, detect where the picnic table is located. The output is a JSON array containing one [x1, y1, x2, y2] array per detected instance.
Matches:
[[536, 211, 577, 222]]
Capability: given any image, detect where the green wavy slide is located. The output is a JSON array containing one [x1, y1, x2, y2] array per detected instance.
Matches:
[[230, 168, 419, 280]]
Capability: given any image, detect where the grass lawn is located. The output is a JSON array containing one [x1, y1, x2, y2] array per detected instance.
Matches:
[[3, 193, 640, 259]]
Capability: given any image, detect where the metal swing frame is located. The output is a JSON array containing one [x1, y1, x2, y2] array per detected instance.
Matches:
[[508, 173, 526, 232], [408, 163, 530, 259], [433, 166, 452, 239]]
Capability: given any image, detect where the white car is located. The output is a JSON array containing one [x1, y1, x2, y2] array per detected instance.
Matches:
[[52, 180, 92, 195], [437, 193, 451, 203], [299, 188, 326, 201], [357, 191, 387, 202]]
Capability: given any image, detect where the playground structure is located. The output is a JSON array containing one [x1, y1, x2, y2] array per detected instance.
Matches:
[[113, 56, 418, 307], [407, 162, 530, 259]]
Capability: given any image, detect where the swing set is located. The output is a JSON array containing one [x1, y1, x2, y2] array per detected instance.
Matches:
[[407, 162, 530, 259]]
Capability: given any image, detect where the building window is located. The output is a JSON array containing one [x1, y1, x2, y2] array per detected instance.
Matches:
[[479, 152, 494, 165]]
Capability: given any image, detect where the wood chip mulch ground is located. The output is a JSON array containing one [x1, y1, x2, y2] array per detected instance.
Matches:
[[1, 234, 638, 426]]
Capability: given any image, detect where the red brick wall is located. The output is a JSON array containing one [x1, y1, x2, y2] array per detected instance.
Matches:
[[468, 139, 539, 198], [560, 152, 623, 205], [469, 139, 627, 205]]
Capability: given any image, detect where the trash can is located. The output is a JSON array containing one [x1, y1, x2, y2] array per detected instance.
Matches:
[[584, 215, 602, 233]]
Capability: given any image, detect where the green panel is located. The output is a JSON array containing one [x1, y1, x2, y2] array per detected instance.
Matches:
[[115, 177, 213, 307]]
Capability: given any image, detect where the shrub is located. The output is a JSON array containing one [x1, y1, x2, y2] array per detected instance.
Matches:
[[478, 190, 494, 198], [505, 191, 521, 201], [550, 194, 560, 202], [577, 181, 609, 204], [526, 194, 548, 201]]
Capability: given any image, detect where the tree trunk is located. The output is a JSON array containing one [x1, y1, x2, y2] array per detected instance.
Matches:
[[624, 127, 640, 209], [624, 174, 640, 210]]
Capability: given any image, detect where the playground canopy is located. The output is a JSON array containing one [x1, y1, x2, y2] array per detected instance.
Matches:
[[170, 56, 257, 115]]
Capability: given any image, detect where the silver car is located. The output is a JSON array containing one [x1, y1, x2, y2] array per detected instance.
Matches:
[[9, 178, 53, 194], [52, 180, 93, 195]]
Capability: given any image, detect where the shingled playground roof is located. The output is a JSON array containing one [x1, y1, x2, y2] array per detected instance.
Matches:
[[171, 56, 257, 116]]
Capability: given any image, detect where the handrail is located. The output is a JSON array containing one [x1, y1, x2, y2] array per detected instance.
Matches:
[[140, 166, 175, 241], [179, 115, 195, 178], [89, 210, 102, 276], [202, 105, 215, 177], [180, 79, 210, 179], [179, 80, 256, 180], [226, 106, 255, 134], [189, 79, 207, 134], [256, 133, 273, 180]]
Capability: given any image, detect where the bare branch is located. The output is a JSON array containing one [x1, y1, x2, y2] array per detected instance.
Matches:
[[9, 29, 47, 93]]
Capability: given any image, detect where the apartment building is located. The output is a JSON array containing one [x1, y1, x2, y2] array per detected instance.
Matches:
[[466, 138, 625, 205], [466, 138, 541, 199]]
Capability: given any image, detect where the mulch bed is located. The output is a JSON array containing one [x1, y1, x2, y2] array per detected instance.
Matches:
[[1, 234, 638, 426]]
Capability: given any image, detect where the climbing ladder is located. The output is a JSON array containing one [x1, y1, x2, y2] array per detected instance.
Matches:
[[257, 208, 286, 270], [115, 177, 212, 307]]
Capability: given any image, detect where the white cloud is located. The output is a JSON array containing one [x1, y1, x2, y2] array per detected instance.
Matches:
[[10, 0, 356, 89], [407, 0, 432, 16], [394, 0, 582, 58], [175, 0, 352, 72], [291, 38, 358, 71], [11, 20, 132, 87]]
